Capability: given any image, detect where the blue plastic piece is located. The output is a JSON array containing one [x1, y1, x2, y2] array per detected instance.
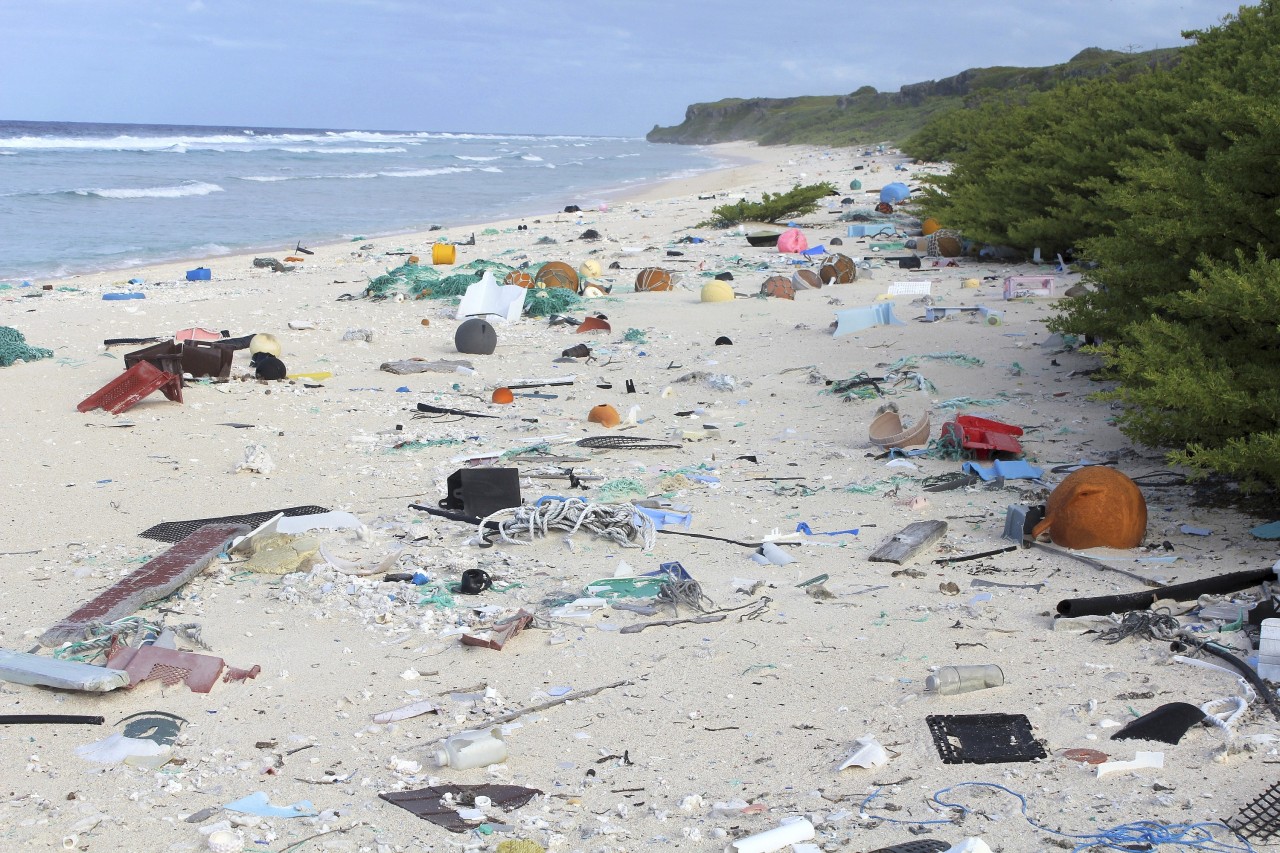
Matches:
[[800, 246, 826, 256], [796, 522, 859, 537], [224, 791, 317, 818], [652, 561, 693, 581], [846, 223, 896, 238], [1250, 520, 1280, 540], [962, 460, 1044, 481], [102, 292, 145, 300], [633, 505, 692, 530], [185, 267, 211, 281], [879, 182, 911, 204]]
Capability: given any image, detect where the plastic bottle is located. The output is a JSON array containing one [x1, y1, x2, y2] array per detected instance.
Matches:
[[432, 727, 507, 769], [926, 664, 1005, 695]]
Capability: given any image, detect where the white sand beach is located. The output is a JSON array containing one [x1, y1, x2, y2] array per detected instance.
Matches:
[[1, 142, 1277, 853]]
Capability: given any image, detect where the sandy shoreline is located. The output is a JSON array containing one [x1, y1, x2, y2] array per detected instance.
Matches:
[[1, 141, 1277, 853]]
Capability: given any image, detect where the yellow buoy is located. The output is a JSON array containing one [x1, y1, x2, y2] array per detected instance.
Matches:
[[700, 280, 734, 303]]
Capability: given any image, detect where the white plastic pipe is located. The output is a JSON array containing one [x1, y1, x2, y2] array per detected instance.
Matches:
[[727, 817, 815, 853]]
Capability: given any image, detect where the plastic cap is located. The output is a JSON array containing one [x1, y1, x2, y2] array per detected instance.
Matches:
[[432, 748, 450, 767]]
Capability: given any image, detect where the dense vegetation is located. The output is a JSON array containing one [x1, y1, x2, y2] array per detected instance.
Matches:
[[700, 182, 837, 227], [646, 47, 1182, 146], [907, 2, 1280, 489]]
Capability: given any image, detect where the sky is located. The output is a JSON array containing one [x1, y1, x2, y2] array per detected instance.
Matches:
[[0, 0, 1250, 137]]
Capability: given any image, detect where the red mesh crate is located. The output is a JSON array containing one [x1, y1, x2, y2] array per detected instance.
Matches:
[[77, 360, 181, 415]]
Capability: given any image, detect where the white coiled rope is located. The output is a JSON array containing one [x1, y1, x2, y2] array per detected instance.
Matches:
[[479, 498, 657, 550]]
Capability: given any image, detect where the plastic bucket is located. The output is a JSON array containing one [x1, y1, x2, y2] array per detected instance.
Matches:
[[432, 243, 456, 265]]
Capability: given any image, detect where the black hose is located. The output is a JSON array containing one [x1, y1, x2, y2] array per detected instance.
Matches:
[[0, 715, 104, 725], [1057, 566, 1278, 618], [1171, 638, 1280, 721]]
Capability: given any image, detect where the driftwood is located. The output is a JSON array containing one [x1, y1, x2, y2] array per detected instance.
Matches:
[[869, 520, 948, 565]]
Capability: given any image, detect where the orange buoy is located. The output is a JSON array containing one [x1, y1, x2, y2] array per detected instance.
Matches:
[[635, 268, 673, 292], [587, 404, 620, 428], [491, 387, 514, 404], [534, 261, 579, 291], [504, 270, 534, 288], [921, 218, 941, 236], [761, 275, 795, 300], [577, 315, 611, 334], [420, 318, 430, 327]]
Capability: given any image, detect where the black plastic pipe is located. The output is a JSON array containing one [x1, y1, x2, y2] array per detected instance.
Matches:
[[1056, 566, 1277, 618]]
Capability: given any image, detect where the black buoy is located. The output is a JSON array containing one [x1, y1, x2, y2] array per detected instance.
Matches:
[[714, 336, 733, 346], [455, 318, 497, 355]]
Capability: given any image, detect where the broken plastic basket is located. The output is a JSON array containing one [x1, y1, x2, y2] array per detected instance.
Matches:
[[77, 359, 181, 415]]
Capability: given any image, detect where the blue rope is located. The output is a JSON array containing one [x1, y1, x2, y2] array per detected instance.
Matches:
[[859, 782, 1255, 852]]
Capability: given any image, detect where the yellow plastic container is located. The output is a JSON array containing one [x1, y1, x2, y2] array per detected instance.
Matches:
[[432, 243, 456, 265]]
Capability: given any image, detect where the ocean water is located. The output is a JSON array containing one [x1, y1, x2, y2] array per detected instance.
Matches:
[[0, 120, 724, 281]]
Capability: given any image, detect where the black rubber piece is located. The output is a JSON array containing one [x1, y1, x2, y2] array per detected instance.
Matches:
[[1056, 566, 1278, 618], [927, 713, 1047, 764], [1111, 702, 1207, 744]]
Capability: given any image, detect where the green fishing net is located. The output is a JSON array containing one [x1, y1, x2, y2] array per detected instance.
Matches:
[[0, 326, 53, 367]]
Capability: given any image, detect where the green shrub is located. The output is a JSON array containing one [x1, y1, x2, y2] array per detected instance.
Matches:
[[701, 182, 837, 227]]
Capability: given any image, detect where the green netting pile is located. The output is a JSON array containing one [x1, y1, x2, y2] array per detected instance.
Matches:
[[0, 326, 53, 367], [366, 262, 441, 298], [367, 258, 524, 300], [522, 286, 582, 317]]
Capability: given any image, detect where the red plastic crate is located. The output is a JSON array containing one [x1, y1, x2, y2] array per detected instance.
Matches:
[[941, 415, 1024, 459], [77, 360, 181, 415]]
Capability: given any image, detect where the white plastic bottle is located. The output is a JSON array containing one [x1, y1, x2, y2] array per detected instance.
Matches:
[[432, 727, 507, 769]]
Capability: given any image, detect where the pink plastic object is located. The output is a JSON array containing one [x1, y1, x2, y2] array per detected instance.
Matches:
[[174, 327, 223, 343], [942, 415, 1024, 459], [77, 360, 181, 414], [777, 228, 808, 254]]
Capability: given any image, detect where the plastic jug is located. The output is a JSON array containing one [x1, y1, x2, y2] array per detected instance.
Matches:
[[432, 727, 507, 769], [926, 664, 1004, 695]]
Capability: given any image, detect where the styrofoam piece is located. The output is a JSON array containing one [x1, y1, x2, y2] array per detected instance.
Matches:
[[833, 303, 905, 337], [838, 734, 889, 770], [1096, 750, 1164, 778], [945, 840, 994, 853], [888, 280, 932, 296], [456, 270, 526, 323], [0, 648, 130, 692], [727, 817, 815, 853], [1258, 618, 1280, 679], [75, 733, 169, 764], [276, 511, 365, 535]]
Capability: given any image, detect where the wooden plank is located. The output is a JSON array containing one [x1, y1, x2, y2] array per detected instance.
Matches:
[[869, 520, 948, 565]]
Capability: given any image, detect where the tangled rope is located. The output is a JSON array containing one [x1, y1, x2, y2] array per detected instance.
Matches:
[[860, 781, 1256, 852], [1097, 608, 1182, 643], [480, 498, 656, 549], [51, 616, 208, 663]]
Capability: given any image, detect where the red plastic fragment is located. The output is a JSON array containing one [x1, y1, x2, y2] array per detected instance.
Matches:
[[223, 664, 262, 683], [106, 645, 226, 693]]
